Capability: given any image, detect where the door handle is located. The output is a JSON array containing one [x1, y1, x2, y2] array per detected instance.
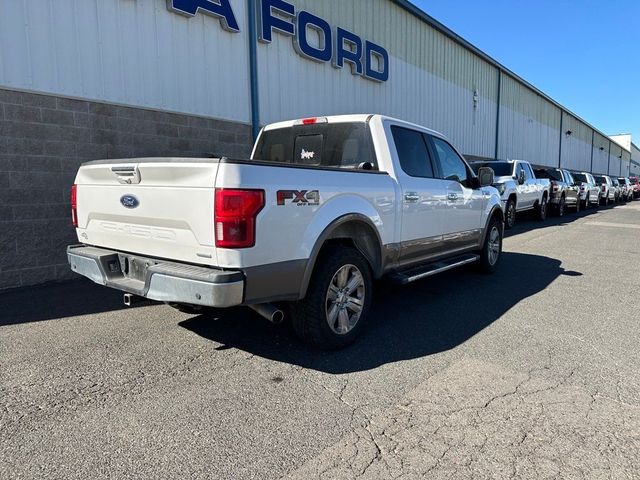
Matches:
[[404, 192, 420, 203], [447, 193, 459, 201]]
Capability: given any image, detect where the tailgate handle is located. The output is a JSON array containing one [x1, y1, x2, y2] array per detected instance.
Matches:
[[111, 166, 141, 185]]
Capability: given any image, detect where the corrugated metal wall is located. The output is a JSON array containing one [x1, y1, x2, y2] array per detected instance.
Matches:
[[0, 0, 629, 168], [631, 144, 640, 176], [592, 132, 610, 174], [559, 113, 593, 172], [609, 143, 623, 177], [497, 74, 561, 165], [0, 0, 251, 123], [258, 0, 498, 158]]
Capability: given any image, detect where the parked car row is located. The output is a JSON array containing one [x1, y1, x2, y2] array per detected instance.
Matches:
[[469, 160, 638, 229]]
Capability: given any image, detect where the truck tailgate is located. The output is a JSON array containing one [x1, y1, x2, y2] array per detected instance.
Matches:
[[74, 158, 220, 266]]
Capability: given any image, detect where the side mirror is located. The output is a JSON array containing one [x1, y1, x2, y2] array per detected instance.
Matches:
[[477, 167, 495, 187], [518, 172, 525, 185]]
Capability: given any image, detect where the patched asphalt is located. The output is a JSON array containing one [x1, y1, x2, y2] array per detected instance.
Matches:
[[1, 202, 639, 479]]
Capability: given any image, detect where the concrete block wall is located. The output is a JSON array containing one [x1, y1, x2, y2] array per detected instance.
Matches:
[[0, 88, 253, 290]]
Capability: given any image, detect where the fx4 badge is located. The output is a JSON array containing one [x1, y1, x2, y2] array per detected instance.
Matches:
[[277, 190, 320, 206]]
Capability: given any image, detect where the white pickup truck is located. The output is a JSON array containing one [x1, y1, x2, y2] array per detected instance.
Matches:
[[469, 160, 550, 229], [68, 114, 504, 349]]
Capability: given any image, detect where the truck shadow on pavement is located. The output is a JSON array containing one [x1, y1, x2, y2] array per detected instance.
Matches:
[[0, 279, 139, 326], [506, 203, 619, 238], [180, 252, 579, 374]]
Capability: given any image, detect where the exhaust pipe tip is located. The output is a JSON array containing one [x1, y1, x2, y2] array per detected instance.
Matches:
[[271, 309, 285, 325], [249, 304, 285, 325]]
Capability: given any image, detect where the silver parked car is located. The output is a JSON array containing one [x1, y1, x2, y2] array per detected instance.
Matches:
[[572, 172, 600, 209], [618, 177, 633, 202], [592, 174, 615, 206], [610, 177, 622, 202]]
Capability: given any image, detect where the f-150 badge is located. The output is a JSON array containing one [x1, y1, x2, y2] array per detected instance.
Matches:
[[277, 190, 320, 206]]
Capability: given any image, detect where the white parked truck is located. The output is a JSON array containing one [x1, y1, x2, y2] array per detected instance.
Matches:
[[68, 115, 504, 349], [469, 160, 550, 229]]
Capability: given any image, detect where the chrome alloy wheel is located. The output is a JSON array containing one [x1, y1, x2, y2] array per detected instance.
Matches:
[[488, 226, 501, 266], [325, 264, 365, 335]]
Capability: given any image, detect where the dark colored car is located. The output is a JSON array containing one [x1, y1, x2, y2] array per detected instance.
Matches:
[[533, 167, 580, 216]]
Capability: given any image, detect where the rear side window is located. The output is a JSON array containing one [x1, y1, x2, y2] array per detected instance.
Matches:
[[254, 122, 376, 170], [536, 168, 562, 181], [391, 126, 434, 178], [573, 173, 587, 183], [432, 137, 468, 185]]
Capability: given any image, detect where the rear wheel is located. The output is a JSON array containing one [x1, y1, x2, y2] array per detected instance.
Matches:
[[291, 245, 373, 350], [478, 216, 503, 274]]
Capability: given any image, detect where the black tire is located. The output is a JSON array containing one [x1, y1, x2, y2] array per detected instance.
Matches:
[[290, 245, 373, 350], [556, 196, 565, 217], [478, 216, 503, 274], [505, 198, 516, 229], [537, 195, 548, 221]]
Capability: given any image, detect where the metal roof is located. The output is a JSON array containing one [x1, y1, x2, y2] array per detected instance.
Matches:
[[391, 0, 631, 154]]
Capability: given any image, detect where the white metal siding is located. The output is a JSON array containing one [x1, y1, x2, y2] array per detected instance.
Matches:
[[0, 0, 251, 124], [560, 113, 593, 172], [609, 143, 623, 177], [592, 132, 610, 174], [257, 0, 498, 158], [498, 74, 561, 165]]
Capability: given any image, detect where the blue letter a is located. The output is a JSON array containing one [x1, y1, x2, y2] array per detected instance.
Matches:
[[168, 0, 240, 32]]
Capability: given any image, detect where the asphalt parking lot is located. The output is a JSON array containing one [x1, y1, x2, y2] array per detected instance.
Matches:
[[2, 203, 640, 479]]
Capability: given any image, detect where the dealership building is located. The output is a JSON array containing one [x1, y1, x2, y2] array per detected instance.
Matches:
[[0, 0, 637, 289]]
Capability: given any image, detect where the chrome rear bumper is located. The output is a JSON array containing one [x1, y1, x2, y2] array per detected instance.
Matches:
[[67, 245, 244, 308]]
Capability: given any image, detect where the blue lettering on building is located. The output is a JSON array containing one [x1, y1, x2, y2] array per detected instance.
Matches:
[[167, 0, 390, 82], [167, 0, 240, 32]]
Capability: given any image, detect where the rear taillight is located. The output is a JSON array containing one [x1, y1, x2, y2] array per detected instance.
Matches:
[[71, 184, 78, 227], [602, 185, 606, 191], [214, 189, 265, 248]]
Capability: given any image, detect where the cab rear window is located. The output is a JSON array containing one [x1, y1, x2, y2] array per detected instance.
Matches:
[[254, 122, 377, 170]]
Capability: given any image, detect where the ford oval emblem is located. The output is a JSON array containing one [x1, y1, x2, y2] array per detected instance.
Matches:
[[120, 195, 139, 209]]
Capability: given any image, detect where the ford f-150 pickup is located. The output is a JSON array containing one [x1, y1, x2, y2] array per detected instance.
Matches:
[[67, 114, 504, 349], [469, 160, 550, 229]]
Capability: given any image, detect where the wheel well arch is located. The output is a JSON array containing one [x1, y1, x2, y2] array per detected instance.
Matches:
[[298, 215, 383, 299]]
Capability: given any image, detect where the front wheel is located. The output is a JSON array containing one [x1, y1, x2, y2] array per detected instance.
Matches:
[[505, 199, 516, 229], [291, 245, 373, 350], [537, 195, 548, 221], [556, 196, 565, 217], [478, 216, 503, 274]]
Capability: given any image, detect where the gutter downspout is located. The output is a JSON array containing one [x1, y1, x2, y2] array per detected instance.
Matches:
[[558, 111, 564, 168], [590, 130, 594, 173], [494, 69, 501, 160], [247, 0, 260, 141], [607, 142, 611, 176]]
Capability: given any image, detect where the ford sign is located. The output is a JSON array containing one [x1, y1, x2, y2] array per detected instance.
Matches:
[[120, 195, 140, 209]]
